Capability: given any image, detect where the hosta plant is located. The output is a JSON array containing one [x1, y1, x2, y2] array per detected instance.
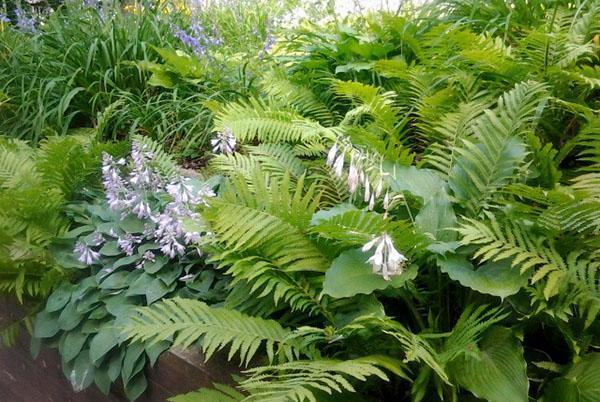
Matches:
[[34, 137, 226, 399]]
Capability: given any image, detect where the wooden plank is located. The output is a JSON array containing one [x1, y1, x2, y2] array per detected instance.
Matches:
[[0, 297, 237, 401]]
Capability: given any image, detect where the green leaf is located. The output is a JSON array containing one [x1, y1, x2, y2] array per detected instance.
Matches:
[[543, 353, 600, 402], [60, 331, 89, 363], [119, 215, 146, 233], [45, 284, 73, 312], [448, 327, 528, 402], [99, 271, 132, 290], [438, 256, 529, 299], [89, 327, 120, 363], [323, 249, 417, 298], [124, 372, 148, 401], [69, 351, 95, 392], [143, 254, 168, 274], [99, 241, 121, 256], [58, 302, 84, 331], [145, 278, 176, 304]]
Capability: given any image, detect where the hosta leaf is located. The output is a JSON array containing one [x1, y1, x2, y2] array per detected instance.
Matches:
[[448, 327, 528, 402], [543, 353, 600, 402], [438, 256, 529, 299], [323, 249, 417, 298]]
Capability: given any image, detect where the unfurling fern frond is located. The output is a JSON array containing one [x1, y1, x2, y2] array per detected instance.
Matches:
[[239, 356, 398, 402], [124, 297, 302, 366], [214, 98, 338, 145], [448, 81, 548, 213]]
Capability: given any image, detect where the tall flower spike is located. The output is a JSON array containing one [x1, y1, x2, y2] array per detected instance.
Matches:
[[362, 233, 408, 281]]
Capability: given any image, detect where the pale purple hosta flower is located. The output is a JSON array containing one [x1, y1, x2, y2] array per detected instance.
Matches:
[[91, 232, 105, 246], [102, 153, 128, 210], [130, 196, 152, 219], [184, 231, 201, 244], [362, 233, 408, 281], [211, 127, 237, 154], [129, 142, 158, 188], [0, 12, 9, 24], [117, 234, 141, 256], [166, 178, 199, 205], [363, 175, 371, 202], [74, 242, 101, 265], [135, 250, 156, 269]]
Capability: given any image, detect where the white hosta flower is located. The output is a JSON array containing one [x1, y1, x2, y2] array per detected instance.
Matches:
[[348, 156, 360, 193], [333, 153, 344, 177], [326, 143, 338, 166], [74, 242, 101, 265], [211, 127, 237, 154], [362, 233, 408, 281], [91, 232, 105, 246], [363, 175, 371, 202]]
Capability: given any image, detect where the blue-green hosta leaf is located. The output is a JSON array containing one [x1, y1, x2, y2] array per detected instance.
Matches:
[[448, 327, 528, 402], [437, 256, 529, 299], [384, 163, 456, 242], [323, 249, 417, 298], [69, 351, 96, 392], [89, 327, 120, 363], [543, 353, 600, 402]]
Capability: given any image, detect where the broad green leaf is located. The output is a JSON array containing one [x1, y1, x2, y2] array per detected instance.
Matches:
[[323, 249, 417, 298], [99, 241, 121, 256], [60, 331, 88, 363], [448, 327, 528, 402], [69, 351, 95, 392], [45, 283, 73, 312], [438, 256, 529, 299], [119, 215, 145, 233], [543, 353, 600, 402], [34, 310, 61, 338], [58, 302, 84, 331], [89, 327, 120, 363], [145, 278, 176, 304]]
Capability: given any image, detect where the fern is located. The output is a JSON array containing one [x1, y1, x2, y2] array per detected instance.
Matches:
[[239, 356, 395, 402], [124, 297, 302, 366], [204, 172, 329, 272], [448, 81, 548, 213], [214, 98, 338, 145]]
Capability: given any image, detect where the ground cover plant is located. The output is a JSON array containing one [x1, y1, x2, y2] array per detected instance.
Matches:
[[0, 0, 597, 401]]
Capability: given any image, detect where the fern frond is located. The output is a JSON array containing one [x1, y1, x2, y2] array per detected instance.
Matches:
[[239, 356, 394, 402], [124, 297, 301, 366], [205, 172, 329, 272], [458, 216, 567, 299], [214, 98, 338, 145], [449, 81, 548, 212], [260, 71, 336, 126]]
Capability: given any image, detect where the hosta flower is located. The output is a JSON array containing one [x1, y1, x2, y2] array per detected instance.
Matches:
[[136, 250, 156, 269], [91, 232, 105, 247], [74, 242, 100, 265], [130, 196, 152, 219], [362, 233, 408, 281], [348, 155, 360, 193], [211, 127, 237, 154], [117, 234, 141, 256]]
